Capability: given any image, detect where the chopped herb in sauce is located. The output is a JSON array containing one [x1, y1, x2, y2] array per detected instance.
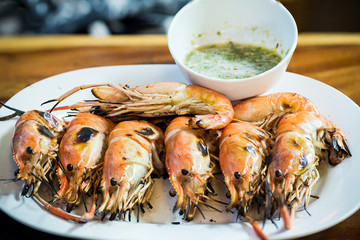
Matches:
[[185, 41, 282, 79]]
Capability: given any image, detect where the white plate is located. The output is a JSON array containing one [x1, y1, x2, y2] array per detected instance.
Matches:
[[0, 65, 359, 240]]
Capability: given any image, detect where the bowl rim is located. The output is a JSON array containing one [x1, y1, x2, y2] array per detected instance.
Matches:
[[167, 0, 298, 83]]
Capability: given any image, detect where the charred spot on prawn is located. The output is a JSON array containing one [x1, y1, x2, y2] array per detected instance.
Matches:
[[37, 124, 55, 139], [135, 127, 155, 136], [292, 138, 301, 148], [36, 110, 59, 127], [75, 127, 99, 144], [197, 139, 208, 157], [187, 118, 193, 126], [188, 118, 204, 128], [256, 129, 267, 139], [281, 103, 293, 110], [299, 154, 310, 168], [245, 146, 257, 156]]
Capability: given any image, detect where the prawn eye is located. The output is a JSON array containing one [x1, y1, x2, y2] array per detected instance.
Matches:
[[67, 164, 73, 171], [26, 147, 33, 154], [181, 169, 189, 175], [169, 189, 177, 197], [275, 169, 282, 178], [225, 191, 231, 199], [110, 178, 117, 186], [234, 172, 241, 179]]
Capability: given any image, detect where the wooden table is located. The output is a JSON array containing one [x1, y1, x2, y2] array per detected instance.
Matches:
[[0, 34, 359, 239]]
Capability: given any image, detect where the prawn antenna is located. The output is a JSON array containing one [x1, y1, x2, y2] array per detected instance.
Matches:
[[30, 172, 57, 197], [304, 205, 311, 216], [55, 155, 70, 182], [82, 190, 88, 213], [263, 179, 278, 230], [195, 205, 206, 220], [127, 209, 132, 222], [199, 200, 222, 213], [137, 201, 140, 223], [41, 98, 62, 113], [0, 101, 25, 120], [264, 155, 272, 175], [201, 194, 227, 205], [41, 98, 57, 106], [0, 178, 16, 182]]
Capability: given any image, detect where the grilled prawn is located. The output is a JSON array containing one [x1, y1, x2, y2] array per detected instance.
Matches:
[[95, 120, 164, 221], [165, 117, 220, 221], [55, 113, 114, 218], [219, 121, 272, 240], [44, 82, 234, 129], [10, 108, 65, 196], [267, 111, 351, 229], [0, 102, 100, 222], [233, 92, 319, 132]]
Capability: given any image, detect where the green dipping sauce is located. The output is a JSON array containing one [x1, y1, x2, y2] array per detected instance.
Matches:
[[185, 42, 282, 79]]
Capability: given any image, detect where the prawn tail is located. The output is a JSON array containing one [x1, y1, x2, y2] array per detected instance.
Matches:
[[329, 131, 351, 165]]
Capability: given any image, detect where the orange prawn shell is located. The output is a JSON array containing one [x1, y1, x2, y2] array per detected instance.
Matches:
[[233, 92, 319, 122], [12, 110, 65, 181], [185, 85, 234, 129], [96, 120, 164, 216], [60, 82, 234, 130], [165, 117, 210, 183], [266, 111, 351, 229], [137, 83, 234, 129], [58, 113, 114, 171], [165, 116, 211, 215], [57, 113, 114, 198], [219, 121, 272, 208], [102, 120, 162, 187], [267, 112, 322, 190]]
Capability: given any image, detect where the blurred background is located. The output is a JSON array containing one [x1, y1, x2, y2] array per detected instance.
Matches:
[[0, 0, 359, 36]]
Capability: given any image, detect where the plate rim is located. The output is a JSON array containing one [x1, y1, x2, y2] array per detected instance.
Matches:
[[0, 64, 359, 240]]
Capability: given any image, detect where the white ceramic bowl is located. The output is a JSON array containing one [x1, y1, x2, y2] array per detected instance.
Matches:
[[167, 0, 298, 101]]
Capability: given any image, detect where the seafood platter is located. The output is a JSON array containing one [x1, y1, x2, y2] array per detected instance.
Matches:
[[0, 65, 359, 240]]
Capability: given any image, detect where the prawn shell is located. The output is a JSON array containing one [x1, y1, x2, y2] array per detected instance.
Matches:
[[57, 113, 114, 202], [219, 121, 272, 209], [97, 120, 164, 217], [12, 110, 65, 183], [165, 117, 212, 220]]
